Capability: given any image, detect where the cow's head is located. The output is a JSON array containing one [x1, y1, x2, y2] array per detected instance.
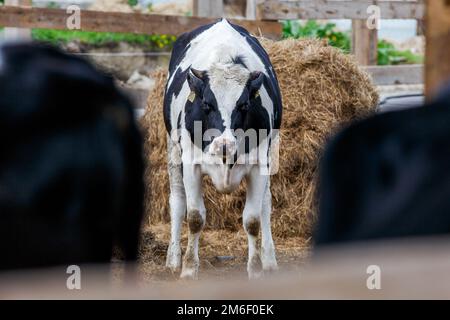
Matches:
[[184, 60, 269, 163]]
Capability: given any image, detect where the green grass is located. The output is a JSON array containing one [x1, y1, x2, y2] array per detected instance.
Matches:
[[282, 20, 351, 52], [31, 29, 177, 50]]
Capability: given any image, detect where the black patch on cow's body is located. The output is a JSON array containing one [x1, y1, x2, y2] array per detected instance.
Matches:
[[229, 23, 282, 130], [176, 112, 182, 130], [163, 67, 190, 133], [168, 22, 218, 77], [184, 77, 225, 149], [231, 76, 271, 155], [164, 21, 219, 134], [267, 137, 272, 170]]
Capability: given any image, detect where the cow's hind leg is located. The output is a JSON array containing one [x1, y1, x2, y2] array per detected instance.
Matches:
[[166, 138, 186, 272], [180, 164, 205, 280]]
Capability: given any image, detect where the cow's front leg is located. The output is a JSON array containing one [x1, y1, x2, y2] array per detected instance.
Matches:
[[243, 166, 271, 279], [260, 179, 278, 273], [166, 139, 186, 272], [180, 164, 205, 280]]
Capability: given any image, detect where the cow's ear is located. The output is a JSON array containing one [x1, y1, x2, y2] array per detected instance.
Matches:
[[187, 68, 206, 96], [249, 71, 264, 98]]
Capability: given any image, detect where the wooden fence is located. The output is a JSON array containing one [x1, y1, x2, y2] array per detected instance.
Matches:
[[0, 1, 425, 62], [255, 0, 424, 20], [0, 5, 281, 38], [248, 0, 450, 97], [0, 1, 445, 92], [253, 0, 425, 66]]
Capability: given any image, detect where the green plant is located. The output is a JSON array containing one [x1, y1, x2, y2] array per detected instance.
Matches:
[[282, 20, 423, 65], [46, 1, 59, 8], [282, 20, 351, 52], [128, 0, 138, 6], [377, 39, 424, 65], [31, 29, 177, 51]]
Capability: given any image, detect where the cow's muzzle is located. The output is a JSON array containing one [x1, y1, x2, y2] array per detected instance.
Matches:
[[210, 138, 237, 163]]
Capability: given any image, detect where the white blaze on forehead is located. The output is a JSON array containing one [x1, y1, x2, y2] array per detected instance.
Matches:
[[208, 61, 250, 128]]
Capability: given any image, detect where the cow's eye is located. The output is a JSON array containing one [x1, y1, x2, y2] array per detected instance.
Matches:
[[202, 102, 213, 113]]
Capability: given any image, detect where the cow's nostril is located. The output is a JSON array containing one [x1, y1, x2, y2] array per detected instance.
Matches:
[[222, 145, 228, 156]]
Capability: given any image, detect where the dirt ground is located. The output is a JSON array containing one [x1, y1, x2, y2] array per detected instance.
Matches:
[[137, 223, 311, 283]]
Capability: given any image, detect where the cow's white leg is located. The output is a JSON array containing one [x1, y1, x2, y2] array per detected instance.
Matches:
[[180, 164, 205, 280], [260, 180, 278, 273], [166, 139, 186, 272], [243, 166, 270, 279]]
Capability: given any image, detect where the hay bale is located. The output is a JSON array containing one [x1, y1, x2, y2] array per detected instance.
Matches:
[[141, 38, 378, 238]]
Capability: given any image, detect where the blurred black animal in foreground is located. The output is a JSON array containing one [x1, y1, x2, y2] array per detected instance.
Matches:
[[316, 86, 450, 245], [0, 43, 144, 270]]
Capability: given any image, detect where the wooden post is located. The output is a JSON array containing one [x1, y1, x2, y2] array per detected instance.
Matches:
[[3, 0, 32, 41], [193, 0, 224, 18], [417, 19, 425, 36], [425, 0, 450, 98], [352, 19, 378, 66], [246, 0, 257, 20]]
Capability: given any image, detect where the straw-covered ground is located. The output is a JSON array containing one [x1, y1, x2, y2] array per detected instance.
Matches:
[[138, 224, 310, 282], [138, 38, 378, 280]]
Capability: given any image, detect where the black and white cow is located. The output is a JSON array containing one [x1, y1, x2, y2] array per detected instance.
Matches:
[[163, 19, 282, 279]]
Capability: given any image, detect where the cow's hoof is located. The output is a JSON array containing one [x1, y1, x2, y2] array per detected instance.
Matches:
[[166, 260, 181, 273], [248, 270, 263, 280], [262, 261, 279, 273], [247, 254, 263, 280], [166, 246, 182, 272], [263, 265, 279, 278], [180, 267, 198, 280]]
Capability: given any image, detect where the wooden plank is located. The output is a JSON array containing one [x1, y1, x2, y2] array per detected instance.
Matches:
[[352, 19, 378, 66], [364, 65, 424, 86], [258, 0, 425, 20], [0, 6, 281, 39], [3, 0, 32, 40], [2, 236, 450, 299], [193, 0, 224, 17], [425, 0, 450, 98]]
